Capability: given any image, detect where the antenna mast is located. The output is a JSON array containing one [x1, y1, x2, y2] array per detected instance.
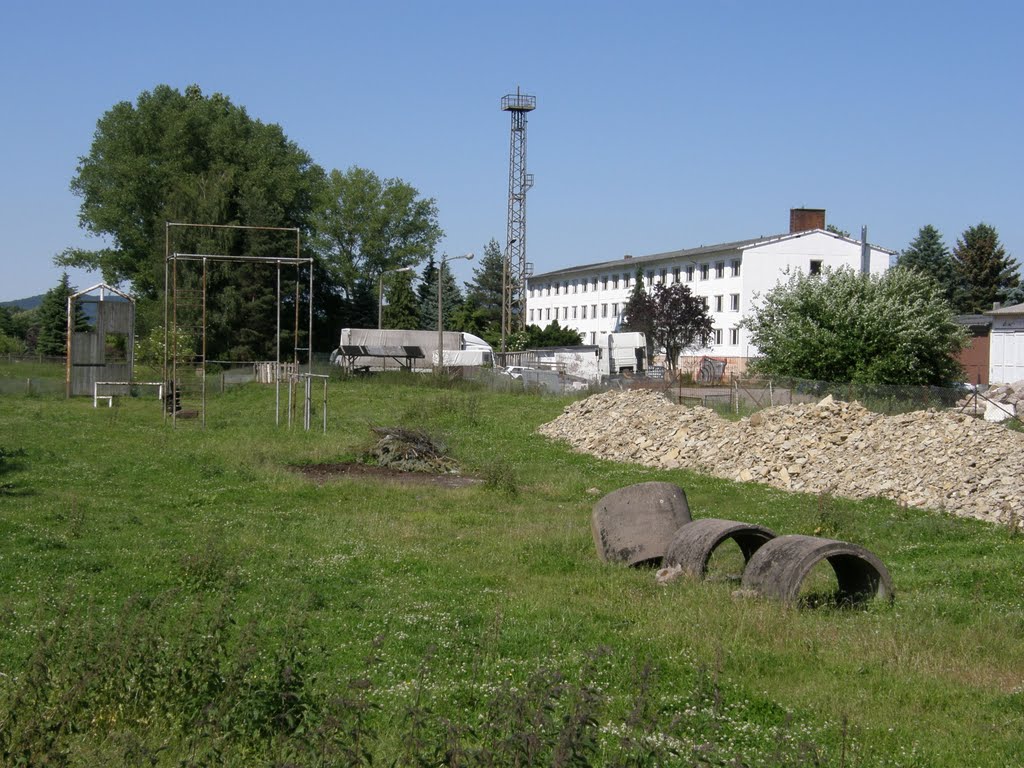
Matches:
[[500, 88, 536, 352]]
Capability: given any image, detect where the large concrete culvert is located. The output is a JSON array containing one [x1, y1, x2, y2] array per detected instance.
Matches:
[[591, 482, 693, 566], [664, 519, 777, 579], [740, 534, 895, 605]]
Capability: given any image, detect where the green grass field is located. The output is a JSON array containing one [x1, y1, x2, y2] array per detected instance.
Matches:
[[1, 367, 1022, 766]]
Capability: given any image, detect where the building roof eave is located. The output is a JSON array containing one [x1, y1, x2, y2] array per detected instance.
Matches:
[[529, 229, 896, 282], [988, 302, 1024, 316]]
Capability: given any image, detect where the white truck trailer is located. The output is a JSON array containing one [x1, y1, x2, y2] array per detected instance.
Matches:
[[330, 328, 494, 373], [597, 331, 647, 376]]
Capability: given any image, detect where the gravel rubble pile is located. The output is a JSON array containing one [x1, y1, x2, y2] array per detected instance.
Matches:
[[538, 389, 1024, 527]]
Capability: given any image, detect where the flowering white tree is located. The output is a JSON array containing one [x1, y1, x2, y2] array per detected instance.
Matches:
[[741, 267, 967, 386]]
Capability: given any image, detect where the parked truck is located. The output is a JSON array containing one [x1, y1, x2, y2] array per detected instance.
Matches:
[[330, 328, 494, 373], [597, 331, 647, 376]]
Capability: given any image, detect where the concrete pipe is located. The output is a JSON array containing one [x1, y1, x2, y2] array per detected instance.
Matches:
[[663, 518, 777, 579], [740, 534, 894, 605], [591, 482, 692, 566]]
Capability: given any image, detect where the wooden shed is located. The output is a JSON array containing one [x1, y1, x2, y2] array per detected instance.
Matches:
[[66, 284, 135, 397]]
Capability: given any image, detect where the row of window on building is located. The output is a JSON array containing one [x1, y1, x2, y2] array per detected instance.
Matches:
[[530, 259, 741, 298], [529, 293, 740, 323]]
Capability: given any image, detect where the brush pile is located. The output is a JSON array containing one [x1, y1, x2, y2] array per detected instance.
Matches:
[[369, 426, 460, 474]]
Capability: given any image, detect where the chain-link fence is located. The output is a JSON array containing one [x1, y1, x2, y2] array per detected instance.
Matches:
[[469, 361, 1020, 424], [0, 356, 339, 400], [635, 372, 1020, 423], [4, 352, 1019, 427]]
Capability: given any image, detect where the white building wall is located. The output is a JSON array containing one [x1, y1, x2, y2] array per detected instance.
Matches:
[[989, 311, 1024, 384], [526, 230, 893, 363]]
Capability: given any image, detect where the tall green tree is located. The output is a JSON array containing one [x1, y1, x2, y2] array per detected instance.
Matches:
[[650, 283, 712, 373], [339, 280, 378, 330], [1003, 284, 1024, 307], [59, 84, 327, 357], [35, 274, 90, 357], [951, 223, 1020, 313], [622, 265, 656, 361], [382, 271, 420, 329], [898, 225, 956, 306], [0, 306, 14, 337], [460, 238, 505, 343], [314, 166, 441, 321], [8, 309, 39, 352], [419, 259, 464, 331], [742, 266, 966, 385], [0, 305, 25, 356], [415, 255, 438, 332]]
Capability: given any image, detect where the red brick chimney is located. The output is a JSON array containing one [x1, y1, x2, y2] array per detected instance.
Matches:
[[790, 208, 826, 233]]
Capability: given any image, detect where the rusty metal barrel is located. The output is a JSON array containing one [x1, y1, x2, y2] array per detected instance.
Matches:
[[740, 534, 894, 604]]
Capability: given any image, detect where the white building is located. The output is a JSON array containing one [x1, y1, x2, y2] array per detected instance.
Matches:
[[525, 209, 894, 373], [988, 302, 1024, 384]]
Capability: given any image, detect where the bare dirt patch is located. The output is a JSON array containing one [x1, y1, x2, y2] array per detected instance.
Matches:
[[293, 462, 482, 489]]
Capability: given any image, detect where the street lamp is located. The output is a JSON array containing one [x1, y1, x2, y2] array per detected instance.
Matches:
[[378, 265, 417, 329], [438, 252, 474, 372], [500, 238, 517, 355]]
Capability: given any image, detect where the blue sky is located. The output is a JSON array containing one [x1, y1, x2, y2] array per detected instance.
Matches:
[[2, 0, 1021, 301]]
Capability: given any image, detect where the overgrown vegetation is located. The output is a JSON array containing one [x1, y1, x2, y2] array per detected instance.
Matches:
[[742, 266, 968, 386], [1, 366, 1022, 765]]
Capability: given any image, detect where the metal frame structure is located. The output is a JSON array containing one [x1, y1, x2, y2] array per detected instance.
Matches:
[[288, 373, 329, 433], [500, 88, 536, 352], [163, 222, 313, 428]]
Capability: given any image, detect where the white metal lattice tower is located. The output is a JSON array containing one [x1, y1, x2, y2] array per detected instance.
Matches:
[[501, 88, 536, 352]]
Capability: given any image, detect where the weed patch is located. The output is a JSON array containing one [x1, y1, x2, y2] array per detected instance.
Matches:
[[0, 446, 26, 495]]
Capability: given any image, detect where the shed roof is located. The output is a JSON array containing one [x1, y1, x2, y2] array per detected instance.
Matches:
[[955, 314, 992, 330], [989, 302, 1024, 316]]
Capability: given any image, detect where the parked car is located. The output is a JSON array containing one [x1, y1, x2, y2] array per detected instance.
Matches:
[[498, 365, 531, 379]]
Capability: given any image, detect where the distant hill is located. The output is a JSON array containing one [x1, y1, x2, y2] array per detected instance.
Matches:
[[0, 294, 44, 311]]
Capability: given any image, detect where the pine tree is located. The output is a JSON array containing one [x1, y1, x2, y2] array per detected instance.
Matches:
[[0, 306, 13, 336], [340, 280, 377, 330], [951, 223, 1020, 313], [418, 257, 464, 331], [382, 271, 420, 329], [417, 255, 437, 330], [1003, 284, 1024, 307], [35, 274, 89, 357], [898, 225, 956, 306], [466, 240, 505, 331], [462, 238, 505, 342]]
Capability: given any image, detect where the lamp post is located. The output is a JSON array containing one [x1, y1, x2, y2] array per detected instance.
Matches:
[[500, 238, 517, 355], [378, 265, 416, 329], [437, 252, 474, 372]]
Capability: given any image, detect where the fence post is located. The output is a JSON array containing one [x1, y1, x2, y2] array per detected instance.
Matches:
[[26, 378, 31, 395]]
